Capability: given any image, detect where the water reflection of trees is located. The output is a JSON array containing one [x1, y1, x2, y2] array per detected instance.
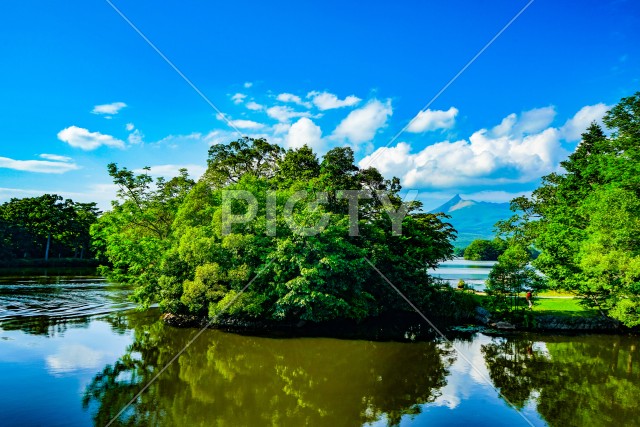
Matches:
[[482, 335, 640, 427], [0, 315, 91, 337], [83, 313, 453, 427]]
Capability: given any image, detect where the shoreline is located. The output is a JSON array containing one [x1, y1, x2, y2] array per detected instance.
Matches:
[[161, 307, 630, 341]]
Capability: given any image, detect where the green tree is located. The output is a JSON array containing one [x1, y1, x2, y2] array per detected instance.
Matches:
[[0, 194, 96, 261], [463, 238, 507, 261], [95, 137, 458, 324], [485, 243, 544, 314], [91, 164, 195, 305], [498, 92, 640, 327]]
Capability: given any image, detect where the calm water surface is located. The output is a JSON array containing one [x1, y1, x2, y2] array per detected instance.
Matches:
[[430, 258, 496, 290], [1, 272, 639, 426]]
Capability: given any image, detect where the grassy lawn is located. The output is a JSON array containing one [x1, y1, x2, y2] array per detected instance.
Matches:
[[536, 290, 576, 297], [471, 291, 598, 318], [531, 297, 598, 318]]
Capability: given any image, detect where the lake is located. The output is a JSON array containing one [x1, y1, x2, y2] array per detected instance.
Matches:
[[1, 272, 639, 426], [430, 258, 496, 290]]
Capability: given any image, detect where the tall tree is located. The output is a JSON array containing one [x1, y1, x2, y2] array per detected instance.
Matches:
[[498, 92, 640, 327]]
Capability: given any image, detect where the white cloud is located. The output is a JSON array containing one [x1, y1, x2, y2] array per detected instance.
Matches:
[[125, 123, 135, 131], [231, 93, 247, 104], [307, 91, 361, 110], [266, 105, 312, 123], [246, 101, 264, 111], [360, 106, 570, 188], [244, 82, 253, 88], [216, 113, 265, 130], [277, 93, 311, 108], [517, 106, 556, 134], [272, 123, 291, 135], [491, 106, 557, 137], [286, 118, 323, 151], [128, 129, 144, 145], [0, 155, 79, 174], [407, 107, 458, 133], [332, 99, 392, 145], [39, 153, 72, 162], [559, 103, 609, 141], [92, 102, 127, 116], [57, 126, 125, 150], [491, 113, 517, 137], [133, 164, 206, 179], [229, 119, 265, 130]]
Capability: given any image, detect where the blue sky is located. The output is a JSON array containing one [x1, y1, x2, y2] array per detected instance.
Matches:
[[1, 0, 638, 210]]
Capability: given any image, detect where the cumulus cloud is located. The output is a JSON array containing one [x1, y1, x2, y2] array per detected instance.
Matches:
[[0, 154, 79, 174], [125, 123, 135, 131], [407, 107, 458, 133], [246, 101, 264, 111], [559, 103, 609, 141], [491, 106, 556, 137], [231, 93, 247, 104], [92, 102, 127, 116], [517, 106, 556, 134], [244, 82, 253, 88], [133, 164, 206, 179], [57, 126, 125, 150], [266, 105, 312, 123], [332, 99, 392, 145], [307, 91, 361, 110], [360, 106, 570, 188], [272, 123, 291, 135], [276, 93, 311, 108], [286, 117, 323, 151]]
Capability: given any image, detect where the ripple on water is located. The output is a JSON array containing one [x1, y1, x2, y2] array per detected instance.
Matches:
[[0, 274, 134, 321]]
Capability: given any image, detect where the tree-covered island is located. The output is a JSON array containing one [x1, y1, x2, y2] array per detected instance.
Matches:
[[91, 140, 474, 328]]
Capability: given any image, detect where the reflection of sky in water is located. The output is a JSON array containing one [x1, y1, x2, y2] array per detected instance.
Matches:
[[367, 334, 547, 427], [43, 323, 132, 376], [0, 319, 132, 426]]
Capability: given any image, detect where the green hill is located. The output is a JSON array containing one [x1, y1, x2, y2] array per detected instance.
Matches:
[[429, 194, 512, 248]]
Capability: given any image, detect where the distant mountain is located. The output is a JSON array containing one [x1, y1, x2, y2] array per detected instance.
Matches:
[[429, 195, 512, 248]]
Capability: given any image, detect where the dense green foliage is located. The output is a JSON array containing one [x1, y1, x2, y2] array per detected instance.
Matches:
[[485, 243, 544, 315], [93, 138, 457, 323], [498, 93, 640, 327], [463, 238, 507, 261], [0, 194, 99, 263]]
